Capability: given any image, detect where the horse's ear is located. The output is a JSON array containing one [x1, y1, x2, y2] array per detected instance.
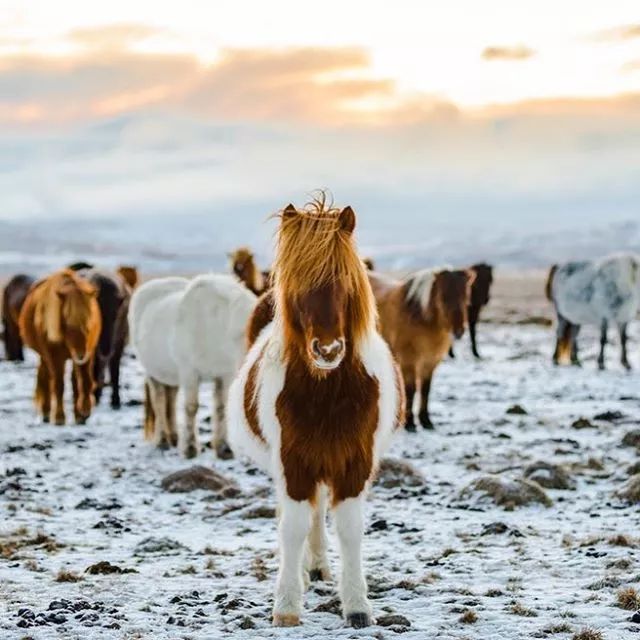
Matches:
[[339, 206, 356, 234], [282, 203, 297, 219]]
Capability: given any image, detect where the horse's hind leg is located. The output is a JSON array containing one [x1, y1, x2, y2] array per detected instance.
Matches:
[[417, 373, 434, 430], [334, 495, 372, 628], [307, 487, 331, 583], [553, 315, 569, 365], [468, 305, 481, 359], [165, 385, 178, 447], [569, 324, 581, 366], [51, 356, 66, 425], [143, 379, 156, 441], [403, 372, 417, 432], [597, 319, 608, 370], [181, 374, 200, 459], [619, 323, 631, 370], [212, 377, 232, 459], [146, 378, 170, 449]]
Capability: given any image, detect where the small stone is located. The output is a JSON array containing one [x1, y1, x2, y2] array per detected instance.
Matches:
[[377, 613, 411, 627], [622, 430, 640, 448], [506, 404, 527, 415], [572, 418, 595, 429], [594, 410, 624, 422]]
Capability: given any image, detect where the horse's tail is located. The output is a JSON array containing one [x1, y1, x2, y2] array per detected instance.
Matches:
[[545, 264, 558, 302]]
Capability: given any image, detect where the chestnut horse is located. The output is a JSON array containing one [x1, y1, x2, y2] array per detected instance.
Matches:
[[2, 274, 35, 361], [449, 262, 493, 359], [116, 265, 140, 290], [228, 198, 404, 628], [229, 247, 271, 296], [370, 268, 474, 430], [19, 269, 101, 425]]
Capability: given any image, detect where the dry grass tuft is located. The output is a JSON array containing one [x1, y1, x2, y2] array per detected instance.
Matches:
[[55, 569, 83, 583], [509, 601, 538, 617], [541, 622, 573, 635], [616, 586, 640, 610], [616, 474, 640, 503], [571, 629, 603, 640], [459, 609, 478, 624], [608, 534, 636, 547]]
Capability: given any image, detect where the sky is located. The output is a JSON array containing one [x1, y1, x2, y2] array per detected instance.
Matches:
[[0, 1, 639, 239]]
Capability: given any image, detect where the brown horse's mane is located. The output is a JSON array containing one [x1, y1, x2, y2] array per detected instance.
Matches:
[[401, 268, 439, 320], [273, 193, 377, 345], [35, 269, 96, 343]]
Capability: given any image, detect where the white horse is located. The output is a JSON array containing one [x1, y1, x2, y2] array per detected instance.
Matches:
[[129, 274, 256, 457], [547, 253, 639, 369], [227, 201, 404, 628]]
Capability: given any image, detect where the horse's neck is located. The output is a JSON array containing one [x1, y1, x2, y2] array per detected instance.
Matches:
[[247, 263, 264, 294]]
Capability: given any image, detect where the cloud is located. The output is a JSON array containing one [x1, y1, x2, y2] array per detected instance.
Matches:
[[590, 24, 640, 42], [0, 46, 396, 125], [481, 45, 535, 61], [66, 23, 165, 51]]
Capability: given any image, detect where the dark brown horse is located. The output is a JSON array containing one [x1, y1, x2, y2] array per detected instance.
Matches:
[[79, 270, 131, 409], [449, 263, 493, 359], [229, 247, 271, 296], [2, 274, 35, 361]]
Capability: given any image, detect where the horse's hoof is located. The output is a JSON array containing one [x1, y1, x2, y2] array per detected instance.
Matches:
[[272, 613, 300, 627], [309, 567, 331, 582], [111, 400, 121, 411], [157, 439, 170, 451], [598, 362, 605, 371], [183, 445, 199, 459], [346, 612, 371, 628], [419, 415, 434, 430], [42, 416, 50, 424], [54, 416, 65, 426], [404, 423, 417, 433], [215, 442, 234, 460], [75, 416, 88, 426], [622, 362, 632, 371]]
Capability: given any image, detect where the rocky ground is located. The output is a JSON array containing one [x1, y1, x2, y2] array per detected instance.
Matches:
[[1, 278, 639, 639]]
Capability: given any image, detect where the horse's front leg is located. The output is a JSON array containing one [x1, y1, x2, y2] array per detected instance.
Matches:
[[51, 357, 66, 425], [598, 319, 608, 370], [273, 496, 312, 627], [308, 486, 331, 582], [334, 495, 372, 628], [403, 372, 417, 432], [35, 360, 51, 422], [212, 377, 232, 459], [73, 360, 94, 424], [181, 374, 200, 459], [146, 379, 171, 449], [619, 323, 631, 370], [417, 371, 434, 430]]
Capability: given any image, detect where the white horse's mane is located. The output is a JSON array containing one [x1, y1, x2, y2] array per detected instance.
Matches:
[[404, 267, 449, 312]]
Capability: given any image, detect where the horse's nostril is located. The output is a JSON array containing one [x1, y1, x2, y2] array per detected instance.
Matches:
[[311, 339, 322, 357]]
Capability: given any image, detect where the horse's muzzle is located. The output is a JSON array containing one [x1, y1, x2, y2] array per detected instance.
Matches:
[[310, 338, 345, 371]]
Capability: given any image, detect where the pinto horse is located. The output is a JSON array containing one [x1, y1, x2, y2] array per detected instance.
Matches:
[[229, 247, 271, 296], [370, 268, 474, 430], [19, 269, 101, 425], [228, 199, 404, 628], [2, 274, 36, 360], [546, 253, 639, 370]]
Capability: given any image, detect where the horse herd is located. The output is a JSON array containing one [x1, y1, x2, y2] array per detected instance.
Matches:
[[1, 198, 639, 628]]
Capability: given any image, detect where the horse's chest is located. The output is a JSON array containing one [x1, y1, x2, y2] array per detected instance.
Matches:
[[275, 368, 380, 503]]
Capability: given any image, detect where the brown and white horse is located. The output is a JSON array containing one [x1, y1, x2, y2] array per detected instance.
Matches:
[[370, 268, 474, 430], [228, 198, 404, 628], [228, 247, 271, 296], [19, 269, 101, 425]]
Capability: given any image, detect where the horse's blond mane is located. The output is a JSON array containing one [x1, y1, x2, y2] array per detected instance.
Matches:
[[273, 193, 377, 342], [35, 270, 95, 343]]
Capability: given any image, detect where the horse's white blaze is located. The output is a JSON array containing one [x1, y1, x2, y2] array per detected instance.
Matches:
[[129, 274, 256, 456]]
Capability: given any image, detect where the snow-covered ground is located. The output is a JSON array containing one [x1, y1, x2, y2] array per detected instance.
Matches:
[[1, 321, 639, 639]]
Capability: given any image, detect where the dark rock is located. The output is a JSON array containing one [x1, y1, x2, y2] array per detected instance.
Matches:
[[572, 417, 596, 429], [378, 613, 411, 628], [313, 597, 342, 615], [75, 497, 123, 511], [523, 461, 575, 490], [480, 522, 524, 536], [134, 537, 188, 556], [375, 457, 426, 489], [630, 611, 640, 623], [506, 404, 528, 415], [622, 430, 640, 449], [458, 475, 552, 509], [161, 465, 240, 497], [594, 410, 624, 422], [370, 519, 389, 531], [85, 561, 137, 575]]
